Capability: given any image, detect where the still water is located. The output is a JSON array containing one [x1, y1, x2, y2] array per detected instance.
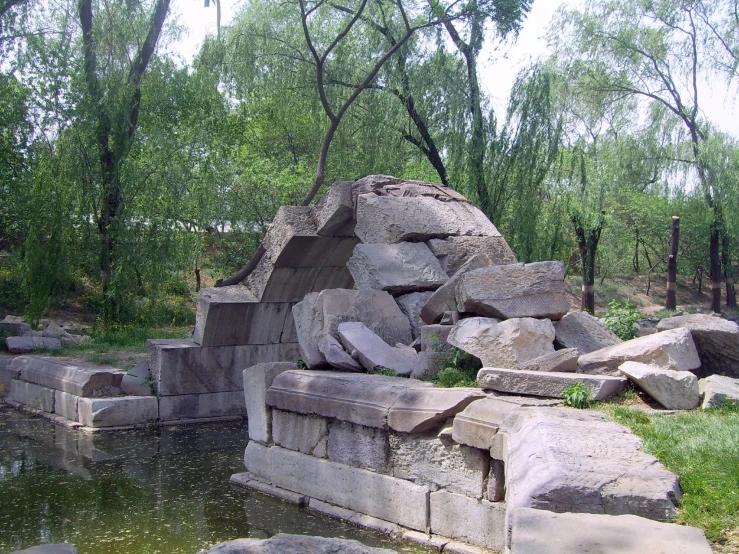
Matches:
[[0, 405, 418, 554]]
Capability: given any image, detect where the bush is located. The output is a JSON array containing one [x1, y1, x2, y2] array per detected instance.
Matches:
[[604, 300, 642, 340], [430, 344, 479, 387], [562, 381, 592, 409]]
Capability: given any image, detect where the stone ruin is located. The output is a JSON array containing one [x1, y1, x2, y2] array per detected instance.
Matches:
[[3, 174, 737, 552]]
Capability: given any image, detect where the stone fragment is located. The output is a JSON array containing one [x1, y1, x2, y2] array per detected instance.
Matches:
[[578, 328, 701, 376], [78, 396, 158, 428], [292, 289, 412, 368], [396, 291, 435, 339], [355, 194, 500, 244], [313, 180, 356, 236], [420, 324, 453, 353], [429, 490, 505, 551], [486, 459, 505, 502], [198, 534, 397, 554], [0, 316, 32, 336], [509, 507, 713, 554], [265, 370, 432, 429], [318, 334, 363, 371], [337, 321, 418, 375], [657, 313, 739, 378], [272, 409, 328, 456], [243, 442, 429, 531], [347, 243, 448, 295], [456, 262, 570, 320], [448, 317, 555, 369], [8, 380, 55, 412], [10, 545, 79, 554], [11, 356, 125, 397], [440, 311, 458, 325], [247, 257, 356, 303], [451, 397, 520, 450], [421, 254, 492, 325], [243, 362, 297, 443], [427, 236, 516, 275], [518, 348, 579, 373], [554, 311, 623, 354], [619, 362, 699, 410], [351, 174, 403, 200], [54, 390, 79, 421], [121, 360, 152, 396], [42, 321, 77, 345], [387, 387, 485, 433], [327, 420, 389, 471], [699, 374, 739, 408], [6, 336, 61, 354], [402, 531, 449, 551], [158, 391, 244, 422], [261, 205, 318, 264], [478, 368, 626, 401]]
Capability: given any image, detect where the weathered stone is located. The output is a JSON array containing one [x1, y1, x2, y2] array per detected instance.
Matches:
[[327, 420, 389, 471], [387, 386, 485, 433], [318, 334, 363, 371], [439, 311, 457, 325], [657, 313, 739, 378], [121, 360, 152, 396], [9, 380, 55, 412], [351, 174, 403, 200], [6, 336, 61, 354], [292, 289, 412, 369], [447, 317, 555, 369], [578, 328, 701, 376], [194, 286, 296, 347], [429, 490, 505, 551], [313, 180, 356, 236], [337, 321, 418, 375], [396, 291, 435, 339], [247, 257, 356, 303], [42, 321, 76, 346], [0, 317, 32, 336], [11, 356, 125, 397], [427, 236, 517, 275], [243, 442, 429, 531], [198, 534, 397, 554], [389, 433, 488, 498], [518, 348, 579, 373], [509, 507, 713, 554], [699, 374, 739, 408], [243, 362, 297, 443], [478, 368, 627, 401], [10, 545, 79, 554], [347, 243, 448, 295], [451, 397, 520, 450], [54, 390, 79, 421], [503, 407, 681, 520], [486, 459, 505, 502], [421, 254, 492, 325], [402, 531, 449, 551], [420, 324, 453, 353], [355, 194, 500, 244], [455, 262, 570, 320], [554, 311, 623, 354], [619, 362, 700, 410], [158, 391, 244, 422], [78, 396, 158, 428], [147, 339, 299, 396], [231, 473, 309, 505], [262, 205, 316, 262], [265, 370, 432, 429], [272, 409, 328, 456]]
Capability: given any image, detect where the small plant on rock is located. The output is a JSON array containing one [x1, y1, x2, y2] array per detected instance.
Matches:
[[604, 300, 642, 340], [562, 381, 592, 409]]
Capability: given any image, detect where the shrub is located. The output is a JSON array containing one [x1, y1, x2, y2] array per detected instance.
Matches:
[[604, 299, 642, 340], [562, 381, 592, 409]]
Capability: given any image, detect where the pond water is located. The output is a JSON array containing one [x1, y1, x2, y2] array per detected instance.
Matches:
[[0, 405, 421, 554]]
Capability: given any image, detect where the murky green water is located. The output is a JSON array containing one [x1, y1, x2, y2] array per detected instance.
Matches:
[[0, 405, 417, 554]]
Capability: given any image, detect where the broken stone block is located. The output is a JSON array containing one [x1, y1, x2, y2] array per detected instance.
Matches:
[[272, 409, 328, 456], [327, 420, 389, 471], [41, 321, 76, 345], [243, 362, 297, 444], [120, 360, 152, 396], [657, 313, 739, 378], [292, 289, 412, 369], [455, 262, 570, 320], [10, 356, 125, 397], [699, 374, 739, 408], [578, 328, 701, 376], [395, 291, 434, 339], [347, 242, 448, 295], [451, 397, 520, 450], [429, 490, 505, 551], [518, 348, 579, 373], [354, 194, 500, 244], [78, 396, 158, 428], [619, 362, 699, 410], [6, 336, 61, 354], [477, 368, 627, 400], [313, 180, 356, 236], [554, 311, 622, 354], [420, 324, 453, 353], [318, 334, 363, 371], [8, 380, 55, 412], [447, 317, 555, 369], [387, 387, 485, 433], [427, 235, 517, 275], [337, 322, 418, 374], [0, 316, 32, 336]]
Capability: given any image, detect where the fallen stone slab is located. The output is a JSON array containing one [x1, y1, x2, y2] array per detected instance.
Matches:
[[337, 321, 418, 375], [554, 311, 622, 354], [429, 490, 505, 551], [243, 362, 297, 443], [387, 386, 485, 433], [509, 507, 713, 554], [355, 194, 499, 244], [478, 368, 626, 401], [578, 328, 701, 376], [318, 334, 363, 371], [0, 316, 32, 336], [518, 348, 579, 373], [78, 396, 158, 428], [447, 317, 555, 369], [699, 374, 739, 408], [395, 291, 434, 339], [451, 397, 521, 450], [10, 356, 125, 397], [347, 242, 448, 295], [619, 362, 699, 410], [198, 534, 397, 554], [427, 235, 516, 275], [455, 262, 570, 320], [6, 336, 61, 354], [657, 313, 739, 378], [293, 289, 412, 369], [10, 545, 79, 554], [313, 180, 356, 237]]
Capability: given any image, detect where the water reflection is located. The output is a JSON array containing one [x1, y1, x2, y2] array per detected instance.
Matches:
[[0, 405, 418, 554]]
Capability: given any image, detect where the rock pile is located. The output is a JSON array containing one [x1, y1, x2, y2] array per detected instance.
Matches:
[[1, 316, 92, 354]]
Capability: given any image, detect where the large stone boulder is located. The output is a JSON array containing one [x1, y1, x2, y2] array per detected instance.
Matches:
[[477, 368, 627, 400], [337, 321, 417, 375], [455, 262, 570, 320], [292, 289, 412, 369], [518, 348, 579, 373], [198, 534, 397, 554], [447, 317, 555, 368], [426, 236, 517, 275], [0, 316, 32, 336], [657, 313, 739, 378], [619, 362, 700, 410], [698, 374, 739, 409], [578, 328, 701, 376], [554, 311, 622, 354], [318, 335, 363, 372], [395, 291, 434, 339], [312, 180, 356, 237]]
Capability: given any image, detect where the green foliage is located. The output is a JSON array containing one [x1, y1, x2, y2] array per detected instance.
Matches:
[[604, 300, 642, 340], [431, 345, 479, 388], [562, 381, 592, 409]]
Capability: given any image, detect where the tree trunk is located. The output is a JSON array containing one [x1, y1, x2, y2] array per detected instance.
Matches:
[[710, 220, 722, 313], [665, 216, 679, 310], [571, 213, 603, 314], [722, 233, 736, 308]]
